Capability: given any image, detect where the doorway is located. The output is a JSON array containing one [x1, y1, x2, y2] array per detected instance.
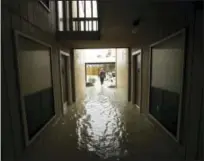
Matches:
[[85, 62, 116, 88], [132, 49, 142, 109], [74, 48, 129, 101], [60, 50, 72, 114]]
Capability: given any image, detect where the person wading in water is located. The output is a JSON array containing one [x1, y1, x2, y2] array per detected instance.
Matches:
[[99, 68, 106, 85]]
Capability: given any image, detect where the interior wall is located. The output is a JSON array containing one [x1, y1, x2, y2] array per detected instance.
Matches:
[[116, 48, 129, 99], [2, 58, 15, 161], [2, 1, 61, 160], [184, 7, 204, 160], [150, 32, 185, 137], [74, 50, 86, 101], [67, 56, 73, 104]]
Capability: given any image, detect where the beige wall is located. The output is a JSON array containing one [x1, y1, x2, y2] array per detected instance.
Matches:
[[116, 48, 129, 99], [74, 50, 86, 101]]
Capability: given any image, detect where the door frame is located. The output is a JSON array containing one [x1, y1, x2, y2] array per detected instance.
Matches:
[[132, 49, 142, 109], [59, 50, 72, 115]]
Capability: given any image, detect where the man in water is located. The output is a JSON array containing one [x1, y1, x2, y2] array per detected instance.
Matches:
[[99, 68, 106, 85]]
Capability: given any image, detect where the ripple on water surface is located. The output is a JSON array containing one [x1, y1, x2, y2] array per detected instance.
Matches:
[[76, 88, 128, 159]]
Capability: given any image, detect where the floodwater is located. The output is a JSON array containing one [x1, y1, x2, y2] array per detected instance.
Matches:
[[20, 86, 183, 161], [76, 86, 128, 159]]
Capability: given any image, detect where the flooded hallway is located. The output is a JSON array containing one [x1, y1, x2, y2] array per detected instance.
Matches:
[[18, 86, 183, 161], [2, 1, 203, 161]]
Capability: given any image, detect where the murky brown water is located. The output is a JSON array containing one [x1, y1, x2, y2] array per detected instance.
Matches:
[[21, 86, 183, 161]]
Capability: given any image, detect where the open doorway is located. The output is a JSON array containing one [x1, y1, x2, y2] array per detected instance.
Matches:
[[59, 50, 72, 114], [74, 48, 129, 101], [132, 49, 142, 109], [85, 62, 116, 88]]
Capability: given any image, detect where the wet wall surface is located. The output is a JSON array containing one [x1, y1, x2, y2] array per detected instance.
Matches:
[[20, 86, 183, 161]]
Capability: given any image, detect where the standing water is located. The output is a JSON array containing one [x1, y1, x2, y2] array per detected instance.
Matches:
[[20, 86, 184, 161]]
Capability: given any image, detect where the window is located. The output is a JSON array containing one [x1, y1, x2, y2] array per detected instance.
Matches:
[[85, 1, 91, 18], [40, 0, 50, 11], [58, 1, 64, 31], [57, 0, 99, 32]]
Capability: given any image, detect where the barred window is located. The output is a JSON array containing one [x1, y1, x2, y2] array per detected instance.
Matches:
[[57, 0, 99, 31]]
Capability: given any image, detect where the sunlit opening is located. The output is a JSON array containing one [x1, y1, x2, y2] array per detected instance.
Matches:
[[58, 1, 63, 31], [57, 0, 99, 31], [74, 48, 129, 159]]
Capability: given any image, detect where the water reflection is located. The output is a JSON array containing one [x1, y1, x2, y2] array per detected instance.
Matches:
[[19, 86, 183, 161], [77, 87, 127, 159]]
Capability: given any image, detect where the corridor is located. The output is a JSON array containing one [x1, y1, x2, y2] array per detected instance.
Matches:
[[19, 86, 183, 161], [2, 1, 203, 161]]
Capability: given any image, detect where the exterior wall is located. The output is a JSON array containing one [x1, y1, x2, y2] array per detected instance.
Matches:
[[2, 1, 62, 161]]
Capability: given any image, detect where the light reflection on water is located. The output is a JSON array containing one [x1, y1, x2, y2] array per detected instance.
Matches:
[[76, 86, 127, 159]]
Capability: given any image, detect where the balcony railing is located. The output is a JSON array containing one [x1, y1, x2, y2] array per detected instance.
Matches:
[[59, 18, 99, 32], [57, 0, 100, 35]]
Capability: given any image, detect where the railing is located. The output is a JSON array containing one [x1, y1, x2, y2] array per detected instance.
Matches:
[[57, 0, 99, 32], [59, 18, 99, 31]]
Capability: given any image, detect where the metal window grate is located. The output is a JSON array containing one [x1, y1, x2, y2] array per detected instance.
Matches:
[[57, 0, 99, 32]]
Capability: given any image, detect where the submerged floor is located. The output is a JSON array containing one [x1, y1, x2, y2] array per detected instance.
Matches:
[[20, 86, 184, 161]]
